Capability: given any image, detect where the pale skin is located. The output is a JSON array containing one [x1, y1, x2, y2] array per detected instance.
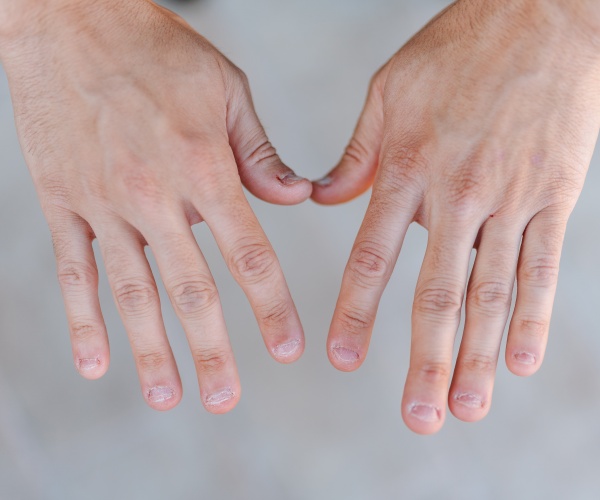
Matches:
[[313, 0, 600, 434], [0, 0, 312, 413], [0, 0, 598, 434]]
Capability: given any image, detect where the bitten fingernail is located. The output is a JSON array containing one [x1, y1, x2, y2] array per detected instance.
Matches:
[[273, 339, 301, 358], [454, 392, 484, 409], [408, 403, 441, 423], [277, 172, 305, 186], [206, 388, 235, 407], [315, 176, 333, 187], [78, 357, 100, 371], [331, 346, 359, 364], [514, 351, 536, 365], [148, 386, 175, 403]]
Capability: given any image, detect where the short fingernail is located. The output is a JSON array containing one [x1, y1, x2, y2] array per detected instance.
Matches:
[[331, 346, 359, 364], [273, 339, 301, 358], [408, 403, 441, 423], [514, 351, 536, 365], [277, 172, 305, 186], [315, 176, 333, 187], [205, 388, 235, 407], [453, 392, 484, 409], [78, 357, 100, 371], [148, 386, 175, 403]]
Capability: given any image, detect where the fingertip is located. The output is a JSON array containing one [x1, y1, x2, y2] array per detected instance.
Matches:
[[145, 384, 182, 412], [202, 387, 240, 415], [75, 354, 109, 380], [241, 162, 313, 205], [270, 337, 305, 364], [506, 349, 542, 377], [402, 402, 446, 435], [327, 344, 364, 372], [448, 391, 491, 423], [311, 171, 372, 206]]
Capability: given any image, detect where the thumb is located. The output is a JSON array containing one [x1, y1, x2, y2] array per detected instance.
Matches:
[[227, 72, 312, 206], [311, 69, 387, 205]]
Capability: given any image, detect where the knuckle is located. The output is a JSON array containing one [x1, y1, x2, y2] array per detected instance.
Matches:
[[443, 164, 486, 222], [193, 347, 229, 375], [116, 160, 164, 207], [467, 280, 513, 315], [57, 261, 97, 289], [348, 243, 392, 287], [515, 317, 548, 339], [229, 241, 277, 284], [243, 139, 280, 171], [113, 280, 157, 316], [379, 144, 427, 193], [70, 322, 99, 341], [170, 278, 219, 316], [460, 352, 497, 374], [257, 300, 292, 329], [40, 177, 73, 208], [336, 304, 373, 333], [414, 360, 451, 384], [414, 284, 463, 319], [137, 351, 168, 372], [343, 136, 372, 166], [520, 254, 560, 287]]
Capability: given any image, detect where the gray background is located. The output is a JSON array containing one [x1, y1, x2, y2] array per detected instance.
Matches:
[[1, 0, 600, 498]]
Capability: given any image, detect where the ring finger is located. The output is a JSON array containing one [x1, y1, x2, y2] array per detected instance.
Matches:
[[95, 217, 182, 411]]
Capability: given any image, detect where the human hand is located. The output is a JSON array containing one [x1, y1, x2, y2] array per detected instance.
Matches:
[[0, 0, 310, 412], [313, 0, 600, 434]]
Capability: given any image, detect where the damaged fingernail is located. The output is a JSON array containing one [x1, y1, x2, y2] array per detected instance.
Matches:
[[148, 386, 175, 403], [408, 403, 442, 423], [273, 339, 301, 358], [514, 351, 536, 365], [454, 392, 484, 409], [206, 388, 235, 407], [78, 357, 100, 371], [277, 172, 305, 186], [331, 346, 359, 364], [315, 176, 333, 187]]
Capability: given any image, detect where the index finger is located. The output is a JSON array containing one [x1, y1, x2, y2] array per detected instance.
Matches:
[[327, 149, 423, 371], [197, 165, 305, 363]]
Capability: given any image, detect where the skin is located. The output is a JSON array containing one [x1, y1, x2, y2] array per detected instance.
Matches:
[[313, 0, 600, 434], [0, 0, 312, 413]]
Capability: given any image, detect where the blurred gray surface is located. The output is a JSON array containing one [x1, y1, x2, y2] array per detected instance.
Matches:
[[1, 0, 600, 499]]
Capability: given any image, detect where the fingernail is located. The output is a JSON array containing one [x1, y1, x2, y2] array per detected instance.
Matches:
[[315, 176, 333, 187], [331, 346, 359, 364], [277, 172, 305, 186], [273, 339, 301, 358], [205, 388, 235, 407], [78, 357, 100, 371], [514, 351, 536, 365], [148, 386, 175, 403], [453, 392, 484, 409], [408, 403, 441, 423]]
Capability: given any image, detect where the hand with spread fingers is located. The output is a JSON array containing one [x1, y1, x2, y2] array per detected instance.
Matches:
[[0, 0, 310, 412], [312, 0, 600, 434]]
